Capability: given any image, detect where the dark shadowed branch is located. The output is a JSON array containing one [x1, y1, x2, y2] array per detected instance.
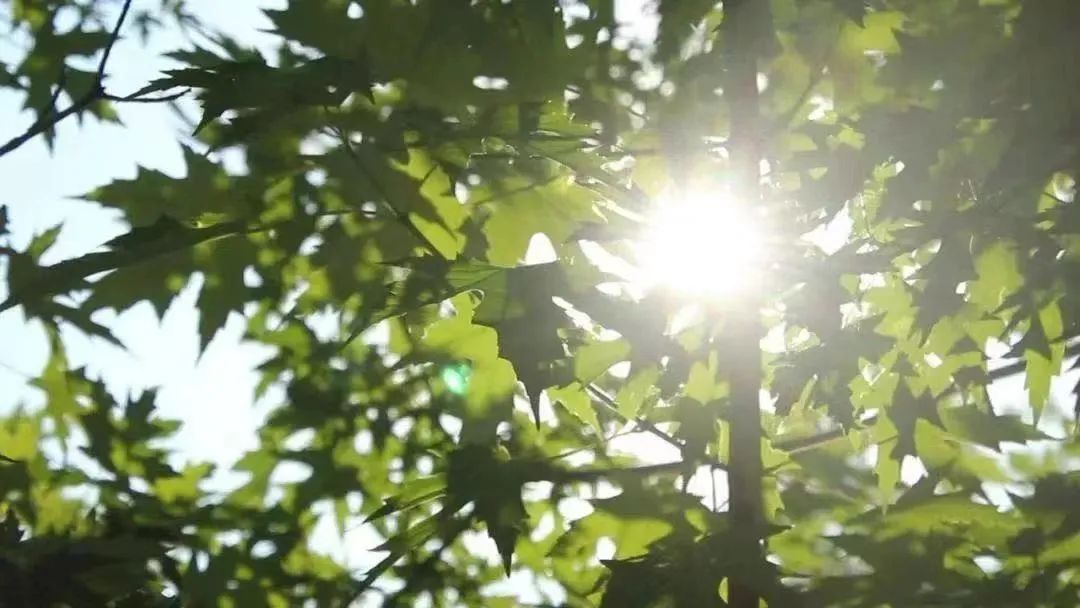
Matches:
[[0, 0, 188, 159]]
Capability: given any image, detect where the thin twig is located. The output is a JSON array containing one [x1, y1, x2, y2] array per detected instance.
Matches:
[[546, 428, 637, 462], [95, 0, 134, 83], [102, 88, 190, 104], [521, 141, 651, 211], [538, 459, 686, 483], [466, 174, 564, 207], [0, 358, 32, 380], [1042, 190, 1073, 206], [584, 384, 680, 447], [41, 67, 68, 122], [323, 120, 445, 257], [711, 465, 719, 512], [0, 0, 135, 159], [0, 99, 87, 157], [771, 23, 843, 133], [584, 383, 729, 472]]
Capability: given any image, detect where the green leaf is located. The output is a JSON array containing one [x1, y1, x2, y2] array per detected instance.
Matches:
[[473, 173, 598, 266], [133, 56, 373, 133], [656, 0, 717, 61], [0, 204, 9, 237], [3, 218, 249, 317], [615, 366, 661, 421], [468, 264, 572, 427], [573, 338, 630, 383], [828, 0, 869, 26], [356, 512, 467, 592], [860, 491, 1020, 542], [83, 147, 252, 226], [1020, 300, 1065, 420], [547, 382, 603, 436], [940, 406, 1047, 451], [445, 445, 527, 575], [264, 1, 363, 56], [365, 476, 448, 523], [968, 242, 1023, 314]]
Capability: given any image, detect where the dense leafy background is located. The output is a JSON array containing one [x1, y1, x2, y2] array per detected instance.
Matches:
[[3, 0, 1080, 606]]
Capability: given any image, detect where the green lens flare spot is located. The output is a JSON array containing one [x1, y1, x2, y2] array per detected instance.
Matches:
[[441, 363, 472, 396]]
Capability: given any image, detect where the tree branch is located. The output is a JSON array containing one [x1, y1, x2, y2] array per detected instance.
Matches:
[[101, 88, 190, 104], [0, 0, 135, 159], [771, 339, 1080, 454], [0, 208, 359, 314], [580, 335, 1080, 472], [533, 460, 687, 484], [584, 384, 729, 472], [94, 0, 134, 83]]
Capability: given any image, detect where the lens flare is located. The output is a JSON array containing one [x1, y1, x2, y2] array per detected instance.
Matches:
[[635, 189, 766, 298], [440, 363, 472, 396]]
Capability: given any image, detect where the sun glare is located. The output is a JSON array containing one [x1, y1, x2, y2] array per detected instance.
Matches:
[[635, 189, 766, 298]]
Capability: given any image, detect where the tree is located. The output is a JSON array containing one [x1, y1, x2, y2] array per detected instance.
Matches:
[[3, 0, 1080, 606]]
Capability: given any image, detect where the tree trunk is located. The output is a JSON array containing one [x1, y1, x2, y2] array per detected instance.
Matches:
[[723, 1, 772, 607]]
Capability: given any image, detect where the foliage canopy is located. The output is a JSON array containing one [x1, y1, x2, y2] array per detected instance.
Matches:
[[3, 0, 1080, 606]]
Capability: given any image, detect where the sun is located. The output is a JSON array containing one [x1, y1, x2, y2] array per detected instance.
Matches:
[[634, 188, 766, 298]]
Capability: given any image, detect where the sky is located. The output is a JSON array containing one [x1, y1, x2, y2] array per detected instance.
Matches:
[[1, 0, 1078, 599]]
